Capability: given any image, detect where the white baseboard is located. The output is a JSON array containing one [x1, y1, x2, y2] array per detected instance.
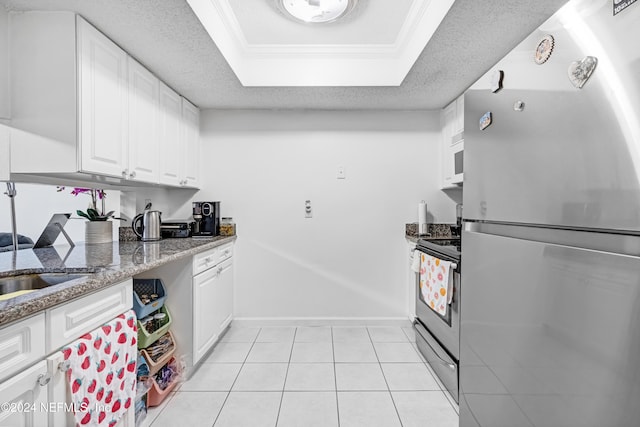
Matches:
[[231, 317, 413, 327]]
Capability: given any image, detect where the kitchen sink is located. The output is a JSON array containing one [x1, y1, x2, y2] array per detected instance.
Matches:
[[0, 273, 89, 297]]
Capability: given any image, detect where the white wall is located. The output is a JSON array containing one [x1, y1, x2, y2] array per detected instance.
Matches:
[[0, 5, 8, 120], [198, 109, 456, 320], [0, 182, 121, 246]]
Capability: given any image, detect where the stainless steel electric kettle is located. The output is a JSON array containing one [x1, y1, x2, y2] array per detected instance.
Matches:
[[132, 203, 162, 242]]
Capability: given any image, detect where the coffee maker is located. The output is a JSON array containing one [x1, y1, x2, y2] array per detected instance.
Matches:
[[192, 201, 220, 237]]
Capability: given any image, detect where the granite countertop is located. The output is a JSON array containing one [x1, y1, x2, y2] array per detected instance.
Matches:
[[0, 235, 237, 327]]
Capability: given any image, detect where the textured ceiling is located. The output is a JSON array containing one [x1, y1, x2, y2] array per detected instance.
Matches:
[[2, 0, 569, 110]]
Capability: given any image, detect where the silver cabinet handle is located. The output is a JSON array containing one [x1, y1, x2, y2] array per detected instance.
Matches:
[[129, 171, 137, 178], [37, 372, 52, 387], [58, 360, 71, 372], [121, 169, 128, 177]]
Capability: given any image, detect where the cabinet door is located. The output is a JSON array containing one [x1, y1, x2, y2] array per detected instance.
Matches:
[[77, 16, 128, 178], [181, 98, 200, 188], [127, 57, 159, 183], [0, 360, 48, 427], [192, 258, 233, 364], [0, 313, 46, 384], [441, 102, 456, 188], [158, 82, 183, 186]]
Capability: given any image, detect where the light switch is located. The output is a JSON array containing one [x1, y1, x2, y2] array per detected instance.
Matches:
[[337, 166, 346, 179]]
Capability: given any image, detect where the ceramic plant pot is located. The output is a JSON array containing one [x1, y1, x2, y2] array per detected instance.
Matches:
[[85, 221, 113, 245]]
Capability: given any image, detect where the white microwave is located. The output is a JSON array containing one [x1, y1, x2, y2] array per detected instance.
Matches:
[[451, 134, 464, 184]]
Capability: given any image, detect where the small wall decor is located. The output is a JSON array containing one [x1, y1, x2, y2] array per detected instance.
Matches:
[[568, 56, 598, 89], [490, 70, 504, 93], [534, 34, 555, 64], [513, 100, 525, 112], [479, 112, 493, 130]]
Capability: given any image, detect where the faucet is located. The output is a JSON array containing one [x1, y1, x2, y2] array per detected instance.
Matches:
[[4, 182, 18, 251]]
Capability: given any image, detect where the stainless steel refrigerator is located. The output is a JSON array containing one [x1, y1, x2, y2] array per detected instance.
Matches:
[[460, 0, 640, 426]]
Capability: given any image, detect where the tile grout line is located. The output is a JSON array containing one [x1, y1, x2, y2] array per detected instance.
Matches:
[[209, 327, 261, 427], [274, 327, 297, 427], [367, 327, 405, 427], [331, 327, 340, 427]]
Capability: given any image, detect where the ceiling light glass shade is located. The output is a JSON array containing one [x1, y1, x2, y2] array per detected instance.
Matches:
[[278, 0, 357, 24]]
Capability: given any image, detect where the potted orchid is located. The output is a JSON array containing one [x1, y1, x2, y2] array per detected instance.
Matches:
[[57, 186, 117, 244]]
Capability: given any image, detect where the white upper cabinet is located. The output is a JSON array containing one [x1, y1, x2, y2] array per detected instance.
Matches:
[[77, 17, 129, 178], [8, 12, 199, 188], [0, 6, 9, 121], [181, 99, 200, 188], [127, 57, 160, 183], [441, 94, 464, 189], [158, 82, 183, 186]]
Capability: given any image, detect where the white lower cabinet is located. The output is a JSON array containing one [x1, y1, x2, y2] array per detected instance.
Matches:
[[193, 257, 233, 363], [192, 244, 234, 365], [0, 360, 49, 427], [0, 279, 133, 426]]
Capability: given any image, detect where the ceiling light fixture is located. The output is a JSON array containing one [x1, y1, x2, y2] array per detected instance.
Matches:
[[278, 0, 357, 24]]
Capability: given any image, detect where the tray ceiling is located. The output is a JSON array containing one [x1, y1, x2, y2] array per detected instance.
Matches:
[[187, 0, 455, 86]]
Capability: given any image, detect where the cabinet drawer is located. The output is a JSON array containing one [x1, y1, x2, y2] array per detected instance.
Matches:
[[193, 243, 233, 276], [0, 313, 46, 383], [47, 279, 133, 352]]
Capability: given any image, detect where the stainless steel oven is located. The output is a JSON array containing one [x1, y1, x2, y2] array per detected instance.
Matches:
[[413, 238, 461, 403]]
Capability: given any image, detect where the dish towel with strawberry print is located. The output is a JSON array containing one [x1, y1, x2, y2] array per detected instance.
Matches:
[[418, 253, 454, 316], [62, 309, 138, 427]]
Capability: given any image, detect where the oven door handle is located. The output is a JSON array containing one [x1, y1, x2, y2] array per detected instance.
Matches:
[[414, 322, 456, 371]]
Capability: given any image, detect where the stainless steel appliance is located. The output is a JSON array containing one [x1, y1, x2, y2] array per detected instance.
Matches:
[[160, 220, 193, 238], [460, 1, 640, 425], [132, 208, 162, 242], [414, 237, 461, 403], [192, 201, 220, 237]]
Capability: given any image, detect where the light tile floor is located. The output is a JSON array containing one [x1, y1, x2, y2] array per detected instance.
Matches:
[[142, 323, 458, 427]]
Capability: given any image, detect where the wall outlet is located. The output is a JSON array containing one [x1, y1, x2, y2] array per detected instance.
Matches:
[[337, 166, 346, 179], [305, 200, 312, 218]]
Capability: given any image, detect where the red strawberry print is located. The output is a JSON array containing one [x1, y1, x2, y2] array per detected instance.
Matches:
[[109, 421, 117, 427], [77, 342, 87, 356], [126, 360, 136, 373], [105, 390, 113, 404], [106, 371, 114, 386], [111, 351, 119, 364], [80, 410, 92, 425], [124, 397, 131, 409], [62, 347, 72, 360], [98, 411, 106, 423], [72, 378, 82, 393], [81, 396, 90, 412], [81, 356, 91, 370], [117, 367, 125, 380], [133, 324, 137, 333], [120, 380, 126, 391], [111, 399, 121, 413], [127, 317, 134, 328], [131, 336, 137, 346], [81, 332, 92, 340], [93, 336, 102, 350], [96, 387, 104, 401], [115, 321, 123, 332], [101, 325, 112, 335], [117, 332, 127, 344], [117, 313, 125, 319], [96, 359, 106, 373], [104, 342, 112, 355], [87, 378, 96, 393]]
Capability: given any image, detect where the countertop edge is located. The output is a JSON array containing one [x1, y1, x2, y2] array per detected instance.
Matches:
[[0, 236, 237, 328]]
